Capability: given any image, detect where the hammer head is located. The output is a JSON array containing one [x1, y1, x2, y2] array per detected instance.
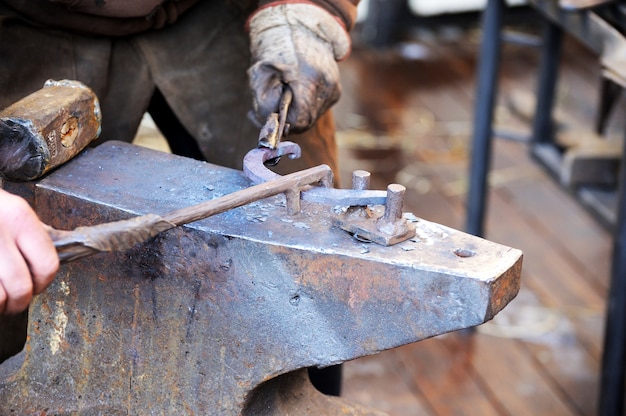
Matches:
[[0, 80, 101, 181]]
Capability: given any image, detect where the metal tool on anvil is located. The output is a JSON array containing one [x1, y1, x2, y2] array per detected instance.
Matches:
[[0, 141, 522, 415], [258, 86, 292, 150], [47, 139, 418, 263], [49, 162, 333, 262], [244, 141, 417, 245]]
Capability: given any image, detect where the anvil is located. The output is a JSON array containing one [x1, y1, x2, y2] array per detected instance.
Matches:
[[0, 141, 522, 415]]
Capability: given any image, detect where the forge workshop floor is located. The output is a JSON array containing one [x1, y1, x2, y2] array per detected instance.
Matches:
[[135, 9, 616, 416]]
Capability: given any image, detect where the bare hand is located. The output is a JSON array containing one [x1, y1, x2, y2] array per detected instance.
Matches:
[[0, 189, 59, 314]]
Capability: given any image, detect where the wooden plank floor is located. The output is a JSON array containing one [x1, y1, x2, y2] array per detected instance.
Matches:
[[336, 9, 614, 416]]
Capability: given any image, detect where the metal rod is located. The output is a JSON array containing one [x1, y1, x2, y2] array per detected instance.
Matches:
[[530, 20, 563, 146], [599, 126, 626, 416], [162, 164, 330, 226], [277, 87, 292, 144], [465, 0, 504, 238], [52, 164, 333, 263]]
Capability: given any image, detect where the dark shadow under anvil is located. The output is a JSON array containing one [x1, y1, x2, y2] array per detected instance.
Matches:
[[0, 142, 522, 415]]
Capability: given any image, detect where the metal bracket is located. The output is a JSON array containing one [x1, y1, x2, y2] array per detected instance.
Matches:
[[243, 142, 416, 246]]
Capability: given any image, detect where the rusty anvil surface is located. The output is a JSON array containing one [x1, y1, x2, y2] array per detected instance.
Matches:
[[0, 141, 522, 415]]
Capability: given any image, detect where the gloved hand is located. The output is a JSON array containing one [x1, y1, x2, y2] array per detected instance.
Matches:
[[247, 2, 351, 133]]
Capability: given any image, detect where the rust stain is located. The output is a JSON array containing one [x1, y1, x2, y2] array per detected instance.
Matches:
[[485, 255, 523, 320], [283, 250, 404, 306]]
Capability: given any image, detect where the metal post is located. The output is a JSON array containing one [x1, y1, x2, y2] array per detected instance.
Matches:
[[599, 128, 626, 416], [530, 19, 563, 146], [466, 0, 504, 237]]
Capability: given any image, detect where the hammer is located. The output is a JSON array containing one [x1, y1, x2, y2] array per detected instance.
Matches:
[[0, 79, 101, 182]]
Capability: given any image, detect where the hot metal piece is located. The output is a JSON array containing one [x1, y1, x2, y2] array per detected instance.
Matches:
[[258, 112, 280, 149], [0, 142, 523, 415], [276, 88, 292, 144], [244, 142, 387, 206], [244, 140, 302, 183], [244, 142, 414, 245], [258, 87, 292, 150], [376, 185, 415, 237], [336, 183, 417, 247], [343, 170, 374, 221]]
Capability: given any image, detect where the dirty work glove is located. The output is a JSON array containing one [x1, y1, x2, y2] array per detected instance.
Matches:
[[248, 2, 351, 132]]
